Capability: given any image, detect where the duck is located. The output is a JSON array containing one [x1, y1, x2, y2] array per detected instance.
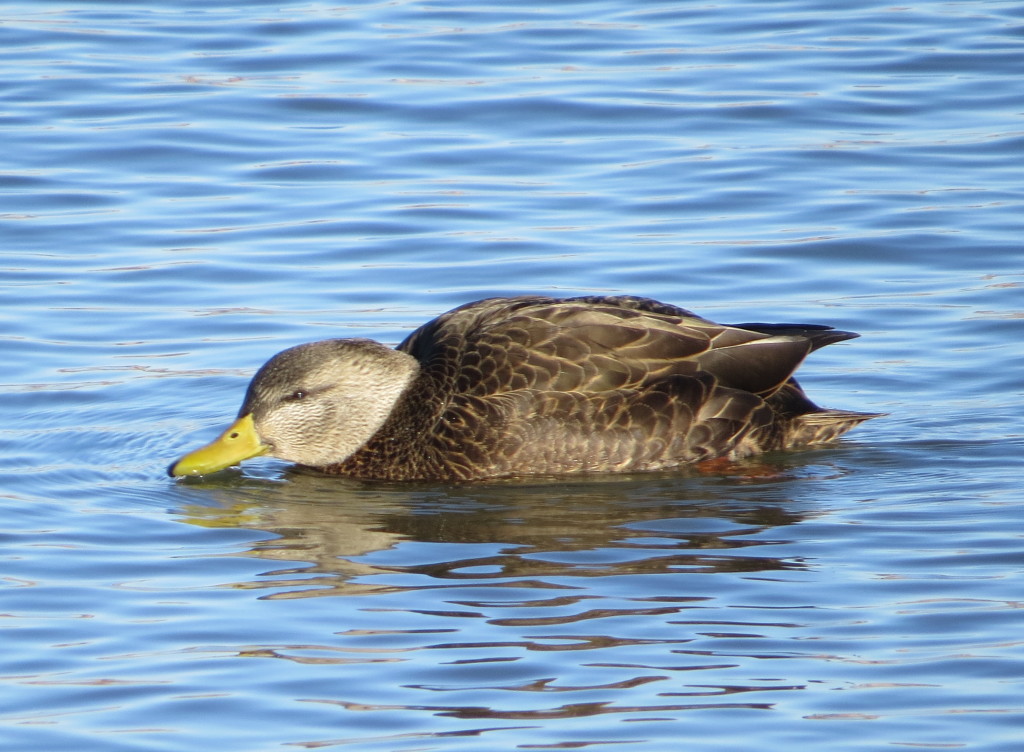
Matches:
[[168, 295, 882, 481]]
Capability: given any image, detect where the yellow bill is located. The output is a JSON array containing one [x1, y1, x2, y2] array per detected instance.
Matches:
[[168, 413, 268, 477]]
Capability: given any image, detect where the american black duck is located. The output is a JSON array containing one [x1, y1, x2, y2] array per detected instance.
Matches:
[[168, 295, 881, 481]]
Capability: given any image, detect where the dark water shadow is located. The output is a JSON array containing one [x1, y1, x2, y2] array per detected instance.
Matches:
[[169, 451, 856, 600]]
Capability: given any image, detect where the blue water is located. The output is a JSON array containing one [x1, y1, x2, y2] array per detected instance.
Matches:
[[2, 1, 1023, 750]]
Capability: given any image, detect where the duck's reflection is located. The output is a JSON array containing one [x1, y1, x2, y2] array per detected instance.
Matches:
[[173, 454, 840, 600]]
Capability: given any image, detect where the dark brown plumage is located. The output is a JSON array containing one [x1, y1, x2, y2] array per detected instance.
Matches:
[[337, 295, 880, 479], [167, 295, 882, 481]]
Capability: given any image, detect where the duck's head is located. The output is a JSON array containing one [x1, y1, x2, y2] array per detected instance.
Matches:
[[168, 339, 419, 477]]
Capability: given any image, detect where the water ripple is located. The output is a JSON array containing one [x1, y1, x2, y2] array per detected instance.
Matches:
[[3, 1, 1023, 750]]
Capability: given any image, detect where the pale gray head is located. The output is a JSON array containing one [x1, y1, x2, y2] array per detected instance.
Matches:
[[240, 338, 419, 468]]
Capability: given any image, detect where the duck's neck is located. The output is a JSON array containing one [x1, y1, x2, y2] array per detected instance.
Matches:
[[326, 354, 454, 478], [355, 348, 421, 442]]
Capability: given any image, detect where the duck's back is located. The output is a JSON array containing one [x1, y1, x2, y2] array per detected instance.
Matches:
[[329, 295, 877, 480]]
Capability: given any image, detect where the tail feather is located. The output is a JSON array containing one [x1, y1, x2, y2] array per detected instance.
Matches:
[[762, 379, 884, 450], [785, 409, 886, 449]]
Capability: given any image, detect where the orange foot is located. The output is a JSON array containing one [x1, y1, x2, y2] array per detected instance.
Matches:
[[693, 456, 787, 480]]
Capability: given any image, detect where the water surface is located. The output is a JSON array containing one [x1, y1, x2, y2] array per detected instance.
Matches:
[[2, 1, 1023, 750]]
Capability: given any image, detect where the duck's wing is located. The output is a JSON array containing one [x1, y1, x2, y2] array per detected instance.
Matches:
[[399, 295, 836, 400]]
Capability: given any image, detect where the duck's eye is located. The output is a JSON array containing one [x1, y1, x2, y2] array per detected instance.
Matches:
[[285, 390, 307, 402]]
